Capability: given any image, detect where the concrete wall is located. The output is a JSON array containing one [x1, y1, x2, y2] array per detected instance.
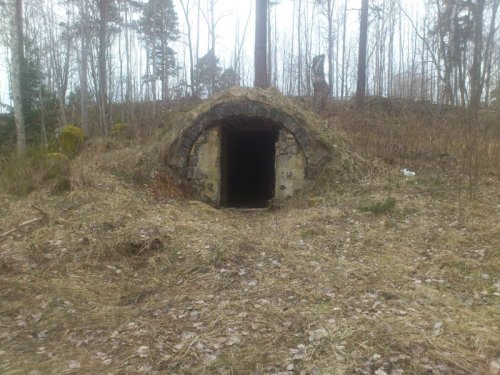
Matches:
[[275, 129, 305, 200], [187, 126, 221, 203], [187, 126, 305, 205]]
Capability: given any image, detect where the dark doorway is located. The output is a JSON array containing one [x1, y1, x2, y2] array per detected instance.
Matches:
[[221, 123, 278, 208]]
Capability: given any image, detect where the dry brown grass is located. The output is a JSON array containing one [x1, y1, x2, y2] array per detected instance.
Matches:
[[329, 98, 500, 179], [0, 100, 499, 375]]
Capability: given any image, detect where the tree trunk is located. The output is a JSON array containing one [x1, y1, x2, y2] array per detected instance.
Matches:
[[356, 0, 369, 107], [254, 0, 268, 88], [180, 0, 196, 97], [470, 0, 485, 112], [468, 0, 485, 200], [10, 0, 26, 156], [341, 0, 347, 99], [209, 0, 216, 95], [297, 0, 302, 95], [98, 0, 109, 136], [481, 0, 499, 105], [267, 2, 272, 87], [326, 0, 334, 97]]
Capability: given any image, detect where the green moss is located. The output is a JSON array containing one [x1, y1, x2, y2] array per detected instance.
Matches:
[[111, 122, 131, 137], [60, 125, 84, 158]]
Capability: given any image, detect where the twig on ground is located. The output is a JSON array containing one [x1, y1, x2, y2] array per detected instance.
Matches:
[[31, 204, 50, 222], [0, 205, 50, 240]]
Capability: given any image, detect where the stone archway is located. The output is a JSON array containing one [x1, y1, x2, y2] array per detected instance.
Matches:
[[166, 88, 331, 206], [174, 100, 316, 176]]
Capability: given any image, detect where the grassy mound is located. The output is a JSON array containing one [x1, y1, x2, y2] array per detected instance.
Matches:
[[0, 97, 498, 374], [0, 150, 72, 195], [158, 87, 369, 199]]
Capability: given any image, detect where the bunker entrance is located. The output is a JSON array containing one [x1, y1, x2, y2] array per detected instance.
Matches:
[[220, 121, 279, 208]]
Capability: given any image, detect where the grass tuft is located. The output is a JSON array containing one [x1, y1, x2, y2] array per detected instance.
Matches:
[[359, 196, 397, 214]]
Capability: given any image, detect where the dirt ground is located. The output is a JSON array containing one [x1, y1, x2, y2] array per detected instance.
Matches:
[[1, 134, 499, 374]]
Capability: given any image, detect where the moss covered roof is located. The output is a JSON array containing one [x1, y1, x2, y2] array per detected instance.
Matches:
[[160, 87, 349, 180]]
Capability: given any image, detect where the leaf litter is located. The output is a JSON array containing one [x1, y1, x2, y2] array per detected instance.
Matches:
[[0, 136, 499, 374]]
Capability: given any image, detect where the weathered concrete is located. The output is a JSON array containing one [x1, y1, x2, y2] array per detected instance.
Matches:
[[165, 88, 332, 205], [169, 99, 327, 179], [187, 127, 221, 203], [275, 129, 305, 200]]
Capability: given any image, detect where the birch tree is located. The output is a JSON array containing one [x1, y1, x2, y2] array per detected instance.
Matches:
[[9, 0, 26, 155]]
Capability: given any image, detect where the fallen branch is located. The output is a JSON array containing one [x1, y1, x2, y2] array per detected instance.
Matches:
[[0, 205, 50, 240], [31, 204, 49, 222], [0, 217, 44, 239]]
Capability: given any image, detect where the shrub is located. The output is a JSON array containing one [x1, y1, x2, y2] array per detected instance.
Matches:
[[0, 154, 39, 195], [44, 152, 71, 180], [111, 122, 131, 138], [0, 150, 72, 196], [359, 197, 397, 215], [60, 125, 84, 158]]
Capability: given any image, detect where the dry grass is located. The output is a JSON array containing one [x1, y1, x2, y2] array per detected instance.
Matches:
[[0, 101, 499, 375], [330, 98, 500, 179]]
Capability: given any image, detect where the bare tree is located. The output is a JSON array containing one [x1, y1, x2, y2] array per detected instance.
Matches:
[[46, 0, 72, 127], [356, 0, 369, 107], [97, 0, 111, 135], [468, 0, 485, 200], [340, 0, 348, 98], [200, 0, 221, 94], [315, 0, 335, 97], [297, 0, 302, 95], [255, 0, 268, 88], [179, 0, 196, 96], [79, 0, 89, 135]]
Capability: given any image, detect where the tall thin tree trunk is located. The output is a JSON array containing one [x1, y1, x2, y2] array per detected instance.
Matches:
[[356, 0, 369, 107], [288, 0, 296, 94], [209, 0, 216, 94], [297, 0, 302, 95], [341, 0, 347, 99], [80, 4, 89, 136], [420, 18, 426, 101], [254, 0, 268, 88], [470, 0, 485, 111], [267, 2, 272, 87], [124, 3, 133, 116], [160, 5, 170, 103], [180, 0, 196, 96], [327, 0, 334, 97], [195, 0, 201, 91], [273, 5, 278, 87], [468, 0, 485, 200], [11, 0, 26, 156], [481, 0, 499, 105], [387, 0, 394, 97], [98, 0, 109, 136]]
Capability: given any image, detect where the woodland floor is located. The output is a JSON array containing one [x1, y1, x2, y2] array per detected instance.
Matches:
[[0, 136, 499, 375]]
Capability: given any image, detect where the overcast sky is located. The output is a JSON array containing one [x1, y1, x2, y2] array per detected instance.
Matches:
[[0, 0, 422, 111]]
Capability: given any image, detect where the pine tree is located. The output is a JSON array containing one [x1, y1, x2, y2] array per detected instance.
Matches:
[[139, 0, 179, 102]]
